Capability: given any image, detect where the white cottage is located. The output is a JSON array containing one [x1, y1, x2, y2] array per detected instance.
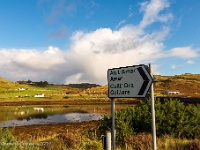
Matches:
[[34, 93, 45, 97], [165, 90, 180, 94]]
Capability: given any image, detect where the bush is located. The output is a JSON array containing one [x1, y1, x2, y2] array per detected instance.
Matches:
[[98, 99, 200, 147], [155, 99, 200, 138], [0, 128, 39, 150], [81, 139, 102, 150], [0, 128, 18, 150], [98, 108, 136, 146]]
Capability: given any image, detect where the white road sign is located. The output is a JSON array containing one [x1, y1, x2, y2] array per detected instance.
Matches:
[[107, 65, 153, 98]]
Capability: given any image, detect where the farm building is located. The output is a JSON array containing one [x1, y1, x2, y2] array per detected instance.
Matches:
[[165, 90, 180, 94], [34, 93, 45, 97]]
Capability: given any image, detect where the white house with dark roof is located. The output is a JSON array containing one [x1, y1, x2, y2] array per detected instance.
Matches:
[[165, 90, 180, 94], [34, 93, 44, 97]]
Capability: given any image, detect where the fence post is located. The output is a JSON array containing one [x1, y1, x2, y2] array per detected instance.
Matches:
[[102, 131, 111, 150]]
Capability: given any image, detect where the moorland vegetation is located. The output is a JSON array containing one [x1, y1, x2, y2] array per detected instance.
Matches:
[[0, 74, 200, 149]]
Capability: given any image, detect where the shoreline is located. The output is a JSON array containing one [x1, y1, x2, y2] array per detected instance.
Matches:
[[0, 99, 139, 106]]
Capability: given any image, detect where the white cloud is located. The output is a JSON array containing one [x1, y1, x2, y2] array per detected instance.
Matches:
[[186, 60, 195, 65], [66, 25, 167, 84], [169, 60, 195, 71], [116, 20, 127, 29], [65, 73, 85, 84], [0, 23, 167, 84], [167, 46, 199, 59], [171, 65, 177, 69], [0, 0, 199, 85], [0, 46, 69, 83], [139, 0, 173, 29]]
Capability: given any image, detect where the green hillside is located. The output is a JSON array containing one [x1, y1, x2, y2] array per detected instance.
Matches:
[[0, 73, 200, 102], [0, 78, 68, 100]]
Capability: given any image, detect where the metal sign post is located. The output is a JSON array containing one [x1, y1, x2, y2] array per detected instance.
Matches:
[[111, 98, 115, 150], [149, 64, 157, 150]]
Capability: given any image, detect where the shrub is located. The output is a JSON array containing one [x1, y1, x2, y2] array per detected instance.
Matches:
[[0, 128, 19, 150], [0, 128, 39, 150], [98, 99, 200, 147], [81, 139, 102, 150], [155, 99, 200, 138]]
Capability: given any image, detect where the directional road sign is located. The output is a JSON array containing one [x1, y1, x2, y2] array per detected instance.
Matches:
[[107, 64, 153, 98]]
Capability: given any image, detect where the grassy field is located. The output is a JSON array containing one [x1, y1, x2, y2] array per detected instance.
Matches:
[[1, 73, 200, 103], [0, 77, 110, 102], [0, 75, 200, 149]]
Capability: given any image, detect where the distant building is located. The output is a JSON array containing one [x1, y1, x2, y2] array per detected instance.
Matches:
[[18, 88, 26, 91], [34, 93, 45, 97], [165, 90, 180, 94]]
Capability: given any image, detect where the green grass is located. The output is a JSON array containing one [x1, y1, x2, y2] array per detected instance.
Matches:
[[0, 82, 68, 101]]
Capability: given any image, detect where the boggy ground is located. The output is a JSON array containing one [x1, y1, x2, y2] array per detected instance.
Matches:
[[0, 99, 138, 143], [8, 121, 101, 142]]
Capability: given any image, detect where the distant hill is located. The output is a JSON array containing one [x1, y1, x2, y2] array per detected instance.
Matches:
[[1, 73, 200, 98], [87, 74, 200, 98], [0, 77, 19, 91], [0, 77, 13, 84], [154, 74, 200, 97]]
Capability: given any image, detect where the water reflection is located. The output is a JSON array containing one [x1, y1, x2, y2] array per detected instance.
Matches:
[[0, 113, 103, 127], [0, 104, 132, 127], [17, 113, 48, 121], [33, 107, 44, 112]]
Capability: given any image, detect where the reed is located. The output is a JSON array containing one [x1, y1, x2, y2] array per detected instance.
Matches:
[[1, 127, 200, 150]]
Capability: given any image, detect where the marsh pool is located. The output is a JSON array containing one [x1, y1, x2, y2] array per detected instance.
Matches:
[[0, 104, 132, 127]]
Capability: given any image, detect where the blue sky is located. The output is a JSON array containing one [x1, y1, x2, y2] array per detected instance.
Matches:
[[0, 0, 200, 85]]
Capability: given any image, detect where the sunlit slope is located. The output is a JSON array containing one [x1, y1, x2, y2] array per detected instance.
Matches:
[[154, 74, 200, 97], [90, 74, 200, 98], [0, 77, 67, 100], [1, 73, 200, 100]]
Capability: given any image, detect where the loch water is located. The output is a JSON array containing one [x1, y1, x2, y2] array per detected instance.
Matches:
[[0, 104, 132, 127]]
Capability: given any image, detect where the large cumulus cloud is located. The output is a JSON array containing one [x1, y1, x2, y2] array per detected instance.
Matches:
[[0, 0, 199, 85]]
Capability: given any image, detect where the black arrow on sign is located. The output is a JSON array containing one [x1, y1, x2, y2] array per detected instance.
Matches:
[[137, 67, 150, 95]]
